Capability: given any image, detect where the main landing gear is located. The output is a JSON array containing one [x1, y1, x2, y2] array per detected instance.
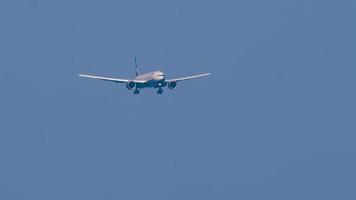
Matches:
[[133, 88, 163, 95], [157, 88, 163, 95]]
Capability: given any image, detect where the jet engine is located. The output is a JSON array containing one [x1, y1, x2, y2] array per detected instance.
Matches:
[[167, 81, 177, 89], [126, 81, 136, 90]]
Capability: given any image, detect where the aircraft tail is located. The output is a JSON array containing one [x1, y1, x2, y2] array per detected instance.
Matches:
[[134, 57, 140, 76]]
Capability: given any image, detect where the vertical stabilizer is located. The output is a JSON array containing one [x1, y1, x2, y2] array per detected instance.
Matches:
[[134, 57, 140, 76]]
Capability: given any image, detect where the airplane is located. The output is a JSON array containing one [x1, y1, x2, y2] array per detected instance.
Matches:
[[79, 58, 210, 94]]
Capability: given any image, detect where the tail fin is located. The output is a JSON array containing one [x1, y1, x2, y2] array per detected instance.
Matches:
[[134, 57, 140, 76]]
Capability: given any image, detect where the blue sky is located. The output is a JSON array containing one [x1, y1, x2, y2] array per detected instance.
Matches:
[[1, 0, 356, 199]]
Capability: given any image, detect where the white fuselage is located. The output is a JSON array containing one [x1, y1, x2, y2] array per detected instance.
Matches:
[[134, 71, 166, 88]]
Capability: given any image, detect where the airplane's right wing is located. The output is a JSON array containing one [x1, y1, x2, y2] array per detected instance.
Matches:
[[79, 74, 145, 83]]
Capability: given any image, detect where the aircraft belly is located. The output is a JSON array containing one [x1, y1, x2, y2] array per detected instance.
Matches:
[[136, 80, 166, 88], [135, 82, 150, 88], [151, 80, 166, 88]]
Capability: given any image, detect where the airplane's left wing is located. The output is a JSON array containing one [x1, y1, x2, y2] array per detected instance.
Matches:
[[166, 73, 211, 82], [79, 74, 145, 83]]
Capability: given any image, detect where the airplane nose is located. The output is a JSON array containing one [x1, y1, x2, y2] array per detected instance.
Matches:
[[157, 75, 165, 80]]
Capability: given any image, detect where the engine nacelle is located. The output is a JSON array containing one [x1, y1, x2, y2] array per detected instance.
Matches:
[[126, 81, 136, 90], [167, 81, 177, 89]]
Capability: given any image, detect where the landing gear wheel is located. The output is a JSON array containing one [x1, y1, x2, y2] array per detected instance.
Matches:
[[157, 88, 163, 95], [134, 89, 140, 95]]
